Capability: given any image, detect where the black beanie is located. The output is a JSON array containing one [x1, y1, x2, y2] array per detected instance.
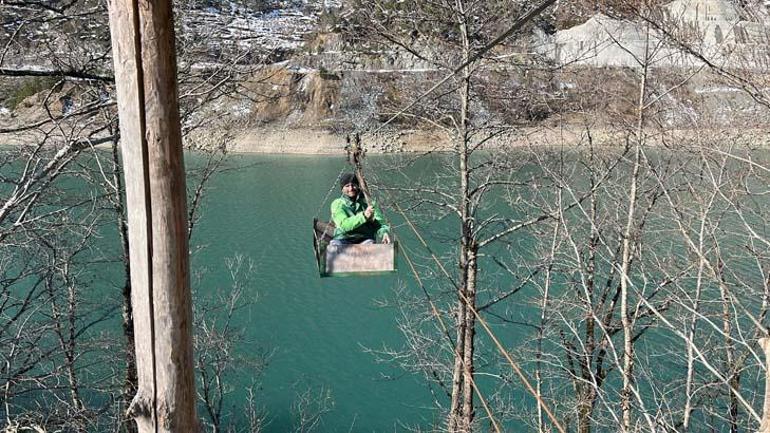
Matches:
[[340, 173, 359, 187]]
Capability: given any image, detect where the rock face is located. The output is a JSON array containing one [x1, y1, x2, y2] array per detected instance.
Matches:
[[298, 32, 440, 73], [537, 0, 770, 69], [540, 14, 665, 68], [179, 4, 321, 60], [5, 0, 770, 154], [233, 58, 444, 131]]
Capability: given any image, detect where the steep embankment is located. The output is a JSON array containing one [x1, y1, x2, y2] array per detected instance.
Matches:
[[3, 1, 769, 154], [221, 49, 770, 153]]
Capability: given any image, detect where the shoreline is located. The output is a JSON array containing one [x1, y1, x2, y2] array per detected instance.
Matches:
[[228, 127, 454, 154], [2, 126, 769, 154], [226, 126, 770, 154]]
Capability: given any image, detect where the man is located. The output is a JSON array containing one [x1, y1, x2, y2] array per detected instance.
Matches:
[[330, 173, 391, 245]]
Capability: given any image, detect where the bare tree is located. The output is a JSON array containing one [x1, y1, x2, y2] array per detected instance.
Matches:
[[346, 1, 574, 432], [0, 0, 282, 430]]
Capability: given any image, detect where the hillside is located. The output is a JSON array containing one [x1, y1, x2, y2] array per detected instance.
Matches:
[[2, 0, 770, 152]]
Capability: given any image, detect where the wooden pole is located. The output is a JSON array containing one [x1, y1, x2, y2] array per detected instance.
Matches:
[[107, 0, 198, 432]]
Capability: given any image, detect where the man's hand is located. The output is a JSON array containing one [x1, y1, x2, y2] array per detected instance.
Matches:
[[382, 233, 391, 244], [364, 205, 374, 220]]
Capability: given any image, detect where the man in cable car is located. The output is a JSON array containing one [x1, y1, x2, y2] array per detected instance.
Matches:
[[330, 173, 391, 245]]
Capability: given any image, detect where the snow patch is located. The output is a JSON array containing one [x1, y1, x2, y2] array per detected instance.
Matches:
[[181, 1, 327, 54]]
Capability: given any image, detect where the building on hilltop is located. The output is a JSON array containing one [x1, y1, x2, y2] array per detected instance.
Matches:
[[537, 0, 770, 69], [663, 0, 741, 23], [661, 0, 770, 68]]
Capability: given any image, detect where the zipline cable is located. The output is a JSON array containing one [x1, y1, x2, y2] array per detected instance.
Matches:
[[368, 161, 561, 431], [362, 166, 501, 430], [386, 194, 568, 433], [347, 2, 563, 424], [399, 243, 503, 433]]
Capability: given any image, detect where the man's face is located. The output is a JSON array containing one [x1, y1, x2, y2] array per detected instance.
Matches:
[[342, 182, 359, 199]]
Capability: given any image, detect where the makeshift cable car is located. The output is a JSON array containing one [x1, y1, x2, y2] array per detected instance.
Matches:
[[312, 134, 397, 278]]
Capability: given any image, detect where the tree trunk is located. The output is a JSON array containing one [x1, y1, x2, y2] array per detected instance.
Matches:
[[111, 137, 139, 433], [577, 387, 596, 433], [620, 18, 649, 431], [449, 4, 474, 430], [457, 7, 477, 430], [579, 185, 599, 433], [757, 338, 770, 433], [449, 266, 467, 433], [683, 215, 708, 431], [717, 260, 739, 433], [50, 265, 84, 418], [620, 143, 640, 433], [107, 0, 198, 432], [537, 223, 559, 433], [64, 271, 83, 414], [461, 249, 478, 431]]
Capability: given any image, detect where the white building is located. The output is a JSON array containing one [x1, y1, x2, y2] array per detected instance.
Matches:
[[540, 0, 770, 69], [664, 0, 741, 23]]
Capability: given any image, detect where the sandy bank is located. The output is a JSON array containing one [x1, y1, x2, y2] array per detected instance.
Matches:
[[229, 128, 453, 154], [228, 126, 770, 154], [3, 126, 767, 154]]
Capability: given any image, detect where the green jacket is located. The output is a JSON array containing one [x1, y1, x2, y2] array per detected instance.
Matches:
[[330, 194, 390, 242]]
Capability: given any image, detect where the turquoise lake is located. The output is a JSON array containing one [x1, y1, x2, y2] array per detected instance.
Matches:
[[6, 148, 765, 432], [189, 153, 496, 432], [184, 150, 770, 432], [0, 149, 535, 431]]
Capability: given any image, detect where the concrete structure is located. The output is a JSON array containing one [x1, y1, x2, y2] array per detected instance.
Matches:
[[539, 0, 770, 69], [662, 0, 770, 68], [664, 0, 741, 22]]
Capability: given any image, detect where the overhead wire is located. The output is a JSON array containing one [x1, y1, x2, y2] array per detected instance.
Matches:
[[398, 241, 503, 433], [315, 166, 347, 219], [380, 185, 567, 433], [347, 0, 566, 428], [370, 162, 563, 432], [361, 165, 500, 431]]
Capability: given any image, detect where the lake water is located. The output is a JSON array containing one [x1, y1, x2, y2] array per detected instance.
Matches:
[[193, 150, 770, 433], [1, 148, 532, 431], [5, 148, 767, 432], [190, 153, 463, 431]]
